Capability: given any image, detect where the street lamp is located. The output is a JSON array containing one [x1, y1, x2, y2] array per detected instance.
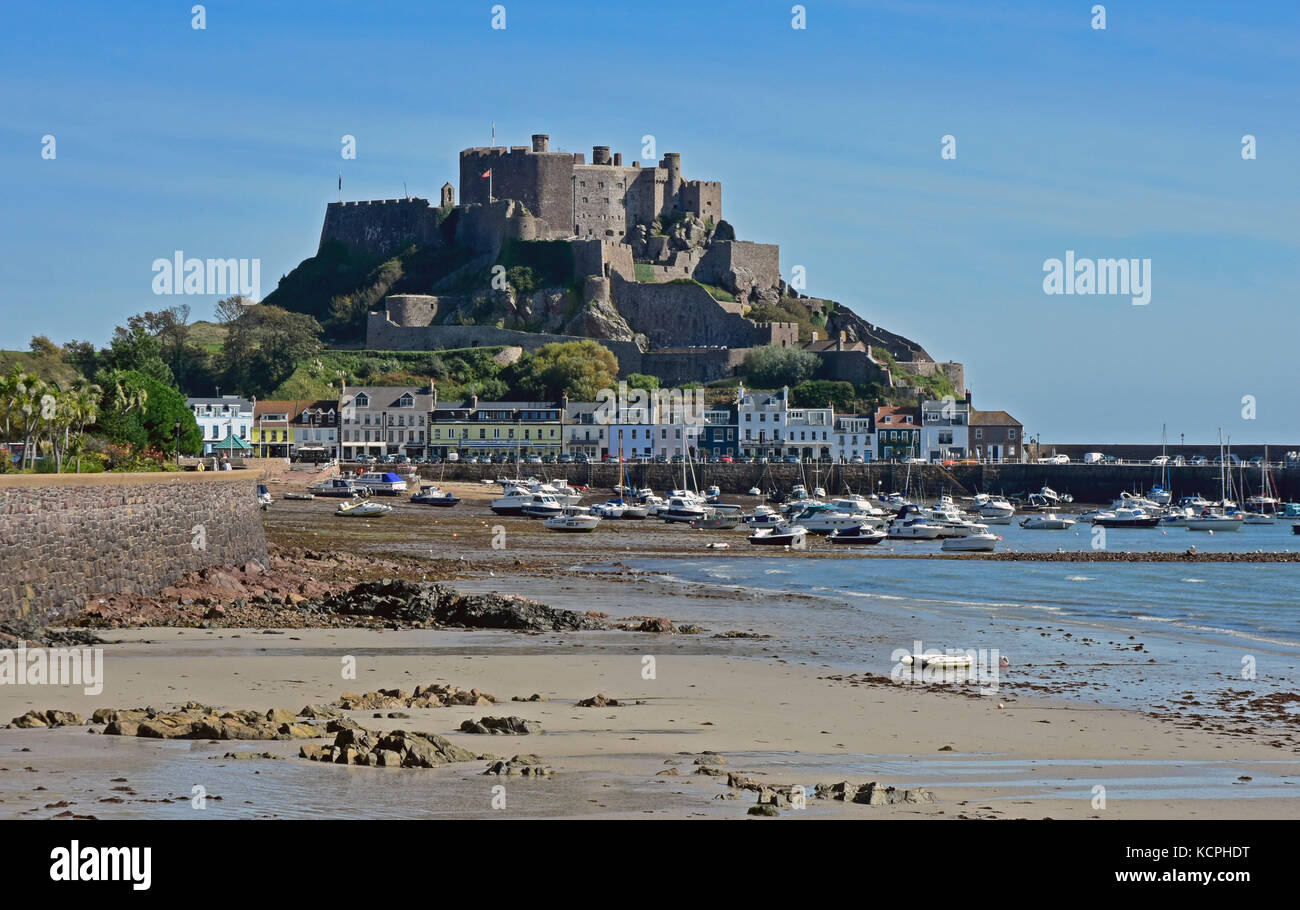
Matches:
[[174, 420, 182, 466]]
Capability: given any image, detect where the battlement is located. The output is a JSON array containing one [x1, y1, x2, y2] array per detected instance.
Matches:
[[329, 197, 432, 208]]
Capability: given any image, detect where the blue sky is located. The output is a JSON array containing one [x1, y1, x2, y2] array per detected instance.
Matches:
[[1, 0, 1296, 443]]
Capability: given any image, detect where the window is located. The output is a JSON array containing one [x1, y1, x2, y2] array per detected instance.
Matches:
[[1008, 429, 1017, 439], [354, 393, 369, 407], [974, 429, 983, 440]]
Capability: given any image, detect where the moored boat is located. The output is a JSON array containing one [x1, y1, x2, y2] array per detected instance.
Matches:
[[410, 485, 460, 506], [543, 508, 601, 533], [355, 471, 409, 495], [747, 522, 807, 548], [826, 524, 887, 546], [1020, 513, 1075, 530], [335, 499, 393, 517], [942, 532, 998, 552]]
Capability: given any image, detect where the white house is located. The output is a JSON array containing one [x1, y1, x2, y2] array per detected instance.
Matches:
[[920, 399, 971, 462], [831, 415, 874, 462], [187, 395, 254, 455], [339, 386, 434, 461]]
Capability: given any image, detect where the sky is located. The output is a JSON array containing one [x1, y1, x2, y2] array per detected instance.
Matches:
[[0, 0, 1296, 444]]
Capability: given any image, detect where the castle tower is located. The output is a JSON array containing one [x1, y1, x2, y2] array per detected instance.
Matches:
[[662, 153, 682, 206], [592, 145, 612, 166], [440, 182, 454, 207], [532, 134, 549, 152]]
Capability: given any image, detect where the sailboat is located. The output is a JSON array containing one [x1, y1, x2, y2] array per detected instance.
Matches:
[[1244, 446, 1277, 523], [1147, 425, 1173, 506], [1186, 429, 1243, 531]]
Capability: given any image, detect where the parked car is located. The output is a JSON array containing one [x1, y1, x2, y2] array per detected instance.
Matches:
[[1150, 455, 1169, 466], [1083, 452, 1105, 464], [1189, 455, 1209, 465], [558, 454, 573, 463], [1214, 454, 1242, 466], [903, 456, 926, 464], [526, 455, 543, 464], [720, 455, 734, 463], [574, 454, 589, 463]]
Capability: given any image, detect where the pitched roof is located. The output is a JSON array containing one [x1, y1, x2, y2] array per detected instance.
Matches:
[[970, 409, 1022, 427]]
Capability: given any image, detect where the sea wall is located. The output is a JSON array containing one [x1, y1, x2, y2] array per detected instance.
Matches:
[[0, 472, 268, 619]]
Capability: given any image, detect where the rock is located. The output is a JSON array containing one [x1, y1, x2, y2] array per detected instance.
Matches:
[[310, 581, 610, 631], [727, 772, 760, 791], [656, 768, 679, 776], [299, 744, 329, 761], [375, 749, 403, 767], [636, 617, 677, 634], [376, 730, 477, 767], [576, 693, 623, 708], [9, 709, 84, 728], [511, 694, 546, 702], [748, 805, 780, 817], [298, 704, 342, 719], [266, 708, 297, 724], [693, 752, 727, 766], [484, 754, 553, 776], [458, 716, 542, 735]]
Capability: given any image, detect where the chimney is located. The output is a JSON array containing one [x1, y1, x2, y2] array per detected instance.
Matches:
[[471, 393, 478, 409], [838, 330, 846, 351], [613, 152, 623, 166], [592, 145, 612, 165], [531, 134, 549, 152]]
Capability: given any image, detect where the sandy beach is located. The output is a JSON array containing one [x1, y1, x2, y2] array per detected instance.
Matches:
[[3, 476, 1297, 820]]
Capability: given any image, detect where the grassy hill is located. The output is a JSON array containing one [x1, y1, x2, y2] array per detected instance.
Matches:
[[0, 350, 82, 386], [270, 347, 512, 401]]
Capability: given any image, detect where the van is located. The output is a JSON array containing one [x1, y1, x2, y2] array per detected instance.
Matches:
[[1082, 452, 1104, 464], [445, 452, 459, 462]]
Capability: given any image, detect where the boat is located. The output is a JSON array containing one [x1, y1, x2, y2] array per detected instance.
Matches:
[[828, 495, 885, 518], [355, 471, 408, 495], [1092, 507, 1160, 528], [491, 488, 563, 517], [972, 494, 1016, 521], [826, 524, 887, 546], [942, 532, 998, 552], [543, 508, 601, 533], [661, 496, 711, 523], [788, 502, 876, 535], [747, 486, 762, 496], [309, 477, 366, 498], [1185, 508, 1243, 532], [704, 485, 722, 502], [887, 509, 943, 540], [282, 491, 315, 501], [410, 485, 460, 507], [744, 505, 784, 527], [335, 499, 392, 517], [1244, 446, 1278, 522], [591, 500, 626, 519], [1157, 506, 1194, 527], [747, 522, 807, 548], [1293, 522, 1300, 535], [1186, 429, 1245, 532], [900, 652, 973, 668], [1020, 513, 1076, 530], [690, 515, 740, 530]]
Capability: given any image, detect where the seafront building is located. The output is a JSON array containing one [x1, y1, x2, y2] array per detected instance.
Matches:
[[429, 397, 564, 460], [338, 386, 434, 462], [920, 398, 970, 462], [873, 405, 921, 460], [186, 395, 254, 455]]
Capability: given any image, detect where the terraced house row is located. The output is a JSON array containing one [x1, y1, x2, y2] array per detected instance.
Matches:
[[189, 385, 1025, 464]]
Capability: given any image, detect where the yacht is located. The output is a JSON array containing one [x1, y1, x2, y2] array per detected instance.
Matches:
[[972, 494, 1016, 521], [887, 507, 943, 539], [789, 503, 875, 535], [1185, 508, 1243, 532], [661, 496, 711, 523], [748, 522, 808, 548], [942, 532, 998, 552], [1020, 513, 1076, 530], [826, 524, 887, 546], [828, 495, 885, 518], [410, 484, 460, 507], [544, 507, 601, 533], [744, 505, 784, 527], [354, 471, 408, 495], [491, 488, 563, 517], [309, 477, 365, 498], [335, 499, 392, 517], [1092, 507, 1161, 528]]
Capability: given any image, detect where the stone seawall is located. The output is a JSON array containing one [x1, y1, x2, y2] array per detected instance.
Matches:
[[0, 473, 268, 618]]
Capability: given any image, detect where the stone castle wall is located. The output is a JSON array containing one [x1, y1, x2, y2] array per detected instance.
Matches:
[[318, 198, 444, 257], [896, 360, 965, 393], [611, 275, 791, 349], [695, 240, 780, 293], [0, 473, 268, 618]]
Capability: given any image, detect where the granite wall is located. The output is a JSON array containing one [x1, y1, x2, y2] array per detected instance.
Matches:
[[0, 473, 268, 618]]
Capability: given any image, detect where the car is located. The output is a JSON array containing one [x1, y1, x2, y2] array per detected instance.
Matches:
[[574, 454, 589, 463], [1150, 455, 1169, 466], [740, 456, 755, 464], [1101, 455, 1121, 464], [1083, 452, 1105, 464], [652, 455, 667, 463], [425, 455, 442, 464], [671, 455, 685, 464], [1170, 455, 1186, 466], [782, 455, 800, 464], [526, 455, 543, 464], [444, 452, 459, 463], [1214, 454, 1242, 466], [848, 455, 864, 464], [558, 454, 573, 463], [720, 455, 734, 463], [542, 455, 556, 464], [1248, 456, 1264, 467], [903, 456, 926, 464], [1189, 455, 1209, 465]]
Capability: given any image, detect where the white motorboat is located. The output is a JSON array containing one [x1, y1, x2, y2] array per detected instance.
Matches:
[[887, 516, 943, 540], [1243, 511, 1275, 525], [590, 500, 626, 519], [789, 503, 876, 535], [747, 522, 807, 548], [661, 496, 711, 523], [826, 524, 887, 546], [704, 485, 722, 502], [1158, 507, 1194, 527], [355, 471, 409, 495], [544, 508, 601, 533], [744, 505, 783, 527], [974, 495, 1016, 521], [747, 486, 762, 496], [491, 489, 564, 517], [620, 502, 649, 520], [829, 495, 885, 518], [335, 499, 392, 517], [1185, 509, 1243, 532], [309, 477, 365, 498], [1020, 513, 1075, 530], [1146, 485, 1172, 507], [942, 532, 998, 552], [1092, 507, 1161, 528]]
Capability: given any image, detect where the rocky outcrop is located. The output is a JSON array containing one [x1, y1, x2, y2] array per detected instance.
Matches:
[[334, 683, 497, 711], [310, 580, 611, 631], [9, 709, 84, 728], [483, 754, 552, 776], [459, 716, 542, 735], [302, 727, 478, 768], [813, 781, 937, 805]]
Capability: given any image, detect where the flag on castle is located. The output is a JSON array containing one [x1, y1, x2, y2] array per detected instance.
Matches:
[[480, 169, 491, 179]]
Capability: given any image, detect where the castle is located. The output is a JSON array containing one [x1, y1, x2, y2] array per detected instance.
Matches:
[[317, 132, 958, 393]]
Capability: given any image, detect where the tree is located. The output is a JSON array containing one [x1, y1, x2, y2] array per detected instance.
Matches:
[[791, 380, 858, 412], [513, 340, 618, 401], [625, 373, 660, 390], [29, 336, 62, 358], [220, 304, 323, 397], [93, 370, 200, 455], [741, 345, 820, 388], [100, 319, 175, 388]]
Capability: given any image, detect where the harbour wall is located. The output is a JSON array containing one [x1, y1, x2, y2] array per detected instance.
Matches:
[[0, 472, 268, 619], [395, 462, 1300, 503]]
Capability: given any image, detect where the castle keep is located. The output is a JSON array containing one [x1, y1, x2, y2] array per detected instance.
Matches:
[[317, 132, 948, 390]]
